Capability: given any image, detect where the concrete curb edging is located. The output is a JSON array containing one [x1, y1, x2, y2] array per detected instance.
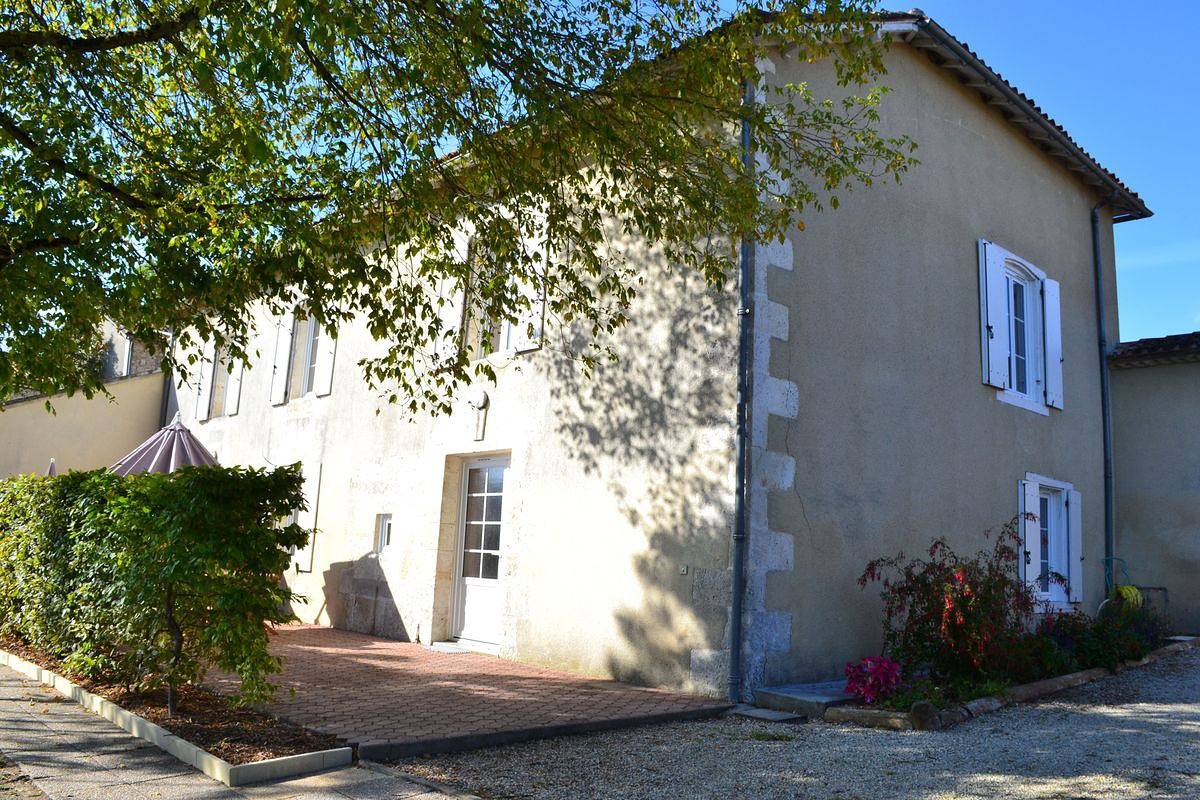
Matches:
[[821, 635, 1200, 732], [354, 702, 733, 760], [0, 648, 352, 787]]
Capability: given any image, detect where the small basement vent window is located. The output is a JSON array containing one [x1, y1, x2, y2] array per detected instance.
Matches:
[[374, 513, 393, 552]]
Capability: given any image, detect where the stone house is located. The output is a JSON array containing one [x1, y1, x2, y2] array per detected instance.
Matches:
[[160, 11, 1183, 699]]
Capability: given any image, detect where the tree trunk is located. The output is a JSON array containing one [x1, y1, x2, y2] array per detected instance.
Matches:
[[165, 584, 184, 716]]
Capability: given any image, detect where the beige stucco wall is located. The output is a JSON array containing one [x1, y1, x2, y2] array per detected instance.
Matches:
[[0, 373, 164, 477], [1112, 362, 1200, 634], [172, 251, 740, 695], [750, 44, 1120, 686], [171, 39, 1130, 695]]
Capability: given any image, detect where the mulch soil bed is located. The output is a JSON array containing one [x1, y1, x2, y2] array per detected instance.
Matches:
[[0, 637, 342, 765]]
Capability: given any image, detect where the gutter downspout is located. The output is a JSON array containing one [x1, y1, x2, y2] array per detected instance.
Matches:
[[158, 332, 176, 428], [1091, 195, 1117, 595], [729, 77, 755, 703]]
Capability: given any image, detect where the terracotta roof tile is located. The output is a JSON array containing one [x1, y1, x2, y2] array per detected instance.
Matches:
[[1109, 332, 1200, 368], [881, 11, 1150, 220]]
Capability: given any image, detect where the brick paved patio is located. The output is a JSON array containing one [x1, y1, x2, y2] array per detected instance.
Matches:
[[210, 625, 729, 760]]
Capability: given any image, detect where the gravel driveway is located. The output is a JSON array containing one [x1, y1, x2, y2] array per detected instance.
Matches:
[[400, 648, 1200, 799]]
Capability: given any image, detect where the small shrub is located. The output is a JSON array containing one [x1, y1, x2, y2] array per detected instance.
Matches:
[[844, 656, 902, 704], [859, 517, 1036, 683], [881, 677, 948, 711], [1038, 598, 1167, 673], [1000, 632, 1079, 685], [1099, 588, 1168, 653]]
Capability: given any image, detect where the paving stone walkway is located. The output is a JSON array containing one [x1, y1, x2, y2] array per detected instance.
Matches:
[[209, 625, 729, 759], [0, 665, 453, 800]]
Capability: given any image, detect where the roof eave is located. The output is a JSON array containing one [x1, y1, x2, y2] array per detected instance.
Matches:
[[881, 17, 1151, 222]]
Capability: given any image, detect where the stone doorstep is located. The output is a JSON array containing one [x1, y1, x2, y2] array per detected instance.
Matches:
[[0, 647, 352, 788], [726, 704, 807, 723], [753, 680, 856, 718], [817, 635, 1200, 733]]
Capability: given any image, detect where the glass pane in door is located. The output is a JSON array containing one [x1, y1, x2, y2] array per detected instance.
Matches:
[[462, 466, 503, 581]]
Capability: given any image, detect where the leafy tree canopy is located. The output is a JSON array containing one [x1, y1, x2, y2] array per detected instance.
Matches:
[[0, 0, 915, 411]]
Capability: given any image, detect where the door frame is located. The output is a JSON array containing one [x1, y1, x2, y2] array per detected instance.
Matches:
[[450, 454, 511, 645]]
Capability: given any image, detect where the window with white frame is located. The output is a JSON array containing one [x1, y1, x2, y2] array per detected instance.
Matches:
[[1020, 474, 1082, 606], [979, 241, 1064, 413], [286, 311, 322, 401], [457, 239, 545, 361], [374, 513, 393, 552], [268, 308, 337, 406], [195, 342, 244, 422]]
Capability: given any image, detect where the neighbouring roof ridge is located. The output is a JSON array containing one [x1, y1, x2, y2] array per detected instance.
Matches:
[[878, 10, 1150, 222], [1109, 331, 1200, 369]]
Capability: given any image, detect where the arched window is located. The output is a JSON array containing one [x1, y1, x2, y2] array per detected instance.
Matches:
[[1003, 259, 1042, 399], [979, 240, 1064, 414]]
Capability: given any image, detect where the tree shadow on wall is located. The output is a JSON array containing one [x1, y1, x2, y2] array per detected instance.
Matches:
[[539, 257, 739, 692]]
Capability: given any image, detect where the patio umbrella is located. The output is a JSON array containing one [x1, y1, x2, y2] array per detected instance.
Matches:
[[110, 412, 218, 475], [46, 458, 57, 476]]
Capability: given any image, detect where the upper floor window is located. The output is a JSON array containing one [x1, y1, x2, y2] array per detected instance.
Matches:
[[269, 308, 337, 406], [1004, 261, 1041, 398], [456, 239, 544, 362], [101, 331, 135, 379], [208, 348, 232, 418], [196, 342, 243, 422], [287, 311, 322, 401], [979, 240, 1064, 414]]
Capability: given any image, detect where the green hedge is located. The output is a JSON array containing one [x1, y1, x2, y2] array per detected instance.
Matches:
[[0, 465, 307, 710]]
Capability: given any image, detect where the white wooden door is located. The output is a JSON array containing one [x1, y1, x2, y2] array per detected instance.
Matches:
[[453, 457, 509, 644]]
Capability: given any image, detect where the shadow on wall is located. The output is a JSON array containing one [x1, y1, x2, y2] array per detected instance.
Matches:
[[540, 258, 740, 692], [317, 555, 411, 641]]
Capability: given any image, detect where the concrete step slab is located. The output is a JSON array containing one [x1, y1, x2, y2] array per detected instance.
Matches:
[[754, 681, 855, 717], [726, 704, 806, 723]]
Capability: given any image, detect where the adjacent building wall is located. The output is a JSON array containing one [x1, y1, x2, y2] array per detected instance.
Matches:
[[1112, 362, 1200, 634], [748, 43, 1119, 687], [0, 372, 164, 477]]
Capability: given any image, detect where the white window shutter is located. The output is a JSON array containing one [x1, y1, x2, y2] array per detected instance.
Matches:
[[509, 286, 545, 354], [225, 360, 244, 416], [313, 332, 337, 397], [1021, 479, 1042, 591], [980, 241, 1010, 389], [437, 278, 467, 361], [1042, 278, 1064, 409], [1067, 489, 1083, 603], [269, 312, 294, 406], [292, 461, 321, 573], [195, 340, 216, 422]]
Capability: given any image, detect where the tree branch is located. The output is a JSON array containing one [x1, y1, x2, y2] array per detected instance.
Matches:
[[0, 109, 151, 210], [0, 6, 201, 55], [0, 234, 82, 262]]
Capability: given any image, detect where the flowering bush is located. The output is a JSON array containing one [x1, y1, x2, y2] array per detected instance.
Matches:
[[844, 656, 902, 704], [859, 518, 1037, 682]]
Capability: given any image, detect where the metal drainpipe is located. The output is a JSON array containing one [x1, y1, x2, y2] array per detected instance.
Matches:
[[158, 332, 176, 427], [1091, 195, 1117, 595], [728, 77, 755, 703]]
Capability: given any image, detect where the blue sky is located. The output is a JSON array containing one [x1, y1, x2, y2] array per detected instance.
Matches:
[[911, 0, 1199, 342]]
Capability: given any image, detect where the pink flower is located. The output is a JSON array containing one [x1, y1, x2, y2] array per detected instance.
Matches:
[[844, 657, 903, 704]]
